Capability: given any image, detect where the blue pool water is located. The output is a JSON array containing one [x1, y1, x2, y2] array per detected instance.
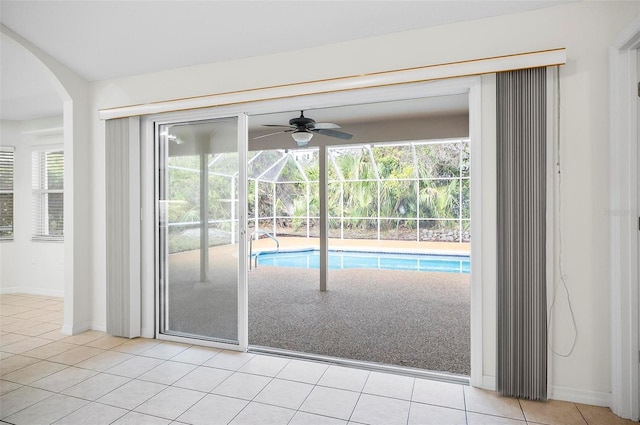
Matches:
[[255, 249, 470, 273]]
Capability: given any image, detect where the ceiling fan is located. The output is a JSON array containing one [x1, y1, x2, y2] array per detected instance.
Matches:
[[254, 111, 353, 146]]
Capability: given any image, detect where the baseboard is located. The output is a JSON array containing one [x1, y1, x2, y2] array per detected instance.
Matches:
[[480, 375, 496, 390], [0, 287, 64, 298], [61, 321, 91, 336], [141, 326, 154, 339], [91, 322, 107, 333], [551, 385, 611, 407]]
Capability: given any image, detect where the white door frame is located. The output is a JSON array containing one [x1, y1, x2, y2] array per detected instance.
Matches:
[[609, 15, 640, 421]]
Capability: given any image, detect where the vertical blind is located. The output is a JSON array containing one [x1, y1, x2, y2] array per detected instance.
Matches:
[[496, 67, 548, 400], [0, 147, 14, 239], [32, 148, 64, 240]]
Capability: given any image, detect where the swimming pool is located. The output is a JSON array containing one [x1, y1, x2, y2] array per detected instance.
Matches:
[[255, 249, 470, 273]]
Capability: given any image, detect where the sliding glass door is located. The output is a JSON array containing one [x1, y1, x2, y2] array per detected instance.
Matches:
[[157, 116, 247, 348]]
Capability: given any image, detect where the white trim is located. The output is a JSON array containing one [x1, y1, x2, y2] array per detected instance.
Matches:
[[482, 375, 496, 391], [99, 49, 566, 120], [546, 66, 560, 401], [237, 113, 249, 352], [551, 386, 611, 408], [609, 16, 640, 421], [469, 77, 483, 388], [61, 320, 91, 336]]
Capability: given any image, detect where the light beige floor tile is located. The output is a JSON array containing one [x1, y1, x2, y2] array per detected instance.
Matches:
[[138, 341, 190, 360], [276, 358, 329, 384], [412, 378, 465, 410], [464, 386, 525, 420], [0, 332, 29, 347], [575, 403, 637, 425], [351, 393, 411, 425], [53, 401, 128, 425], [47, 345, 104, 365], [112, 411, 172, 425], [177, 393, 248, 425], [0, 351, 13, 360], [62, 373, 130, 401], [85, 335, 128, 350], [299, 386, 361, 420], [289, 411, 348, 425], [467, 411, 527, 424], [0, 305, 32, 316], [520, 399, 587, 425], [3, 359, 68, 384], [317, 365, 370, 392], [31, 366, 98, 392], [97, 379, 167, 410], [362, 371, 414, 400], [21, 341, 78, 359], [74, 350, 133, 371], [0, 319, 41, 332], [229, 401, 295, 425], [2, 336, 51, 353], [39, 329, 69, 341], [203, 349, 255, 370], [112, 338, 161, 354], [106, 355, 165, 378], [254, 378, 314, 410], [62, 330, 107, 345], [4, 393, 88, 425], [135, 386, 206, 420], [238, 354, 290, 377], [0, 353, 40, 374], [13, 321, 62, 337], [170, 345, 221, 365], [211, 371, 271, 400], [408, 402, 467, 425], [0, 385, 54, 418], [36, 311, 64, 323], [0, 379, 22, 395], [173, 365, 232, 392], [138, 360, 197, 385], [10, 308, 53, 320]]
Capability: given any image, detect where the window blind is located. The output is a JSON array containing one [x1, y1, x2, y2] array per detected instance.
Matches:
[[32, 148, 64, 240], [496, 67, 547, 400], [0, 147, 14, 239]]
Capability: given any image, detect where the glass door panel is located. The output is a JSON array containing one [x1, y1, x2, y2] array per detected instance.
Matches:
[[158, 117, 242, 345]]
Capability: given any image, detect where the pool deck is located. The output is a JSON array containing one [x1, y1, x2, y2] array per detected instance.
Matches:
[[250, 236, 470, 255]]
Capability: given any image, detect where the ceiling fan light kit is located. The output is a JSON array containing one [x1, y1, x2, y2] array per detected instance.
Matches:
[[292, 130, 313, 146]]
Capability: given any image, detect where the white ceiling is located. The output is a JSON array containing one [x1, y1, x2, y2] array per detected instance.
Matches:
[[0, 0, 569, 122]]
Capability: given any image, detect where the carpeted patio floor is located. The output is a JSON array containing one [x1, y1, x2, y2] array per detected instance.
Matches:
[[248, 266, 470, 375], [166, 244, 470, 376]]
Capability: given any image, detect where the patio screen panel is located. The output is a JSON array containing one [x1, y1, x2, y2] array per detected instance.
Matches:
[[496, 67, 547, 400]]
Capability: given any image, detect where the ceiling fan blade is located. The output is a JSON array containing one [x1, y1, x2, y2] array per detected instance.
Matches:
[[313, 128, 353, 140], [262, 124, 292, 128], [253, 130, 292, 140], [313, 122, 341, 129]]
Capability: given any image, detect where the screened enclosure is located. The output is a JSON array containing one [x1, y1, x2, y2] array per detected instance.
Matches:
[[166, 138, 470, 253]]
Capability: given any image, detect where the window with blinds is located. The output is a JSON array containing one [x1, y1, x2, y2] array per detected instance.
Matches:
[[32, 147, 64, 240], [0, 147, 15, 240]]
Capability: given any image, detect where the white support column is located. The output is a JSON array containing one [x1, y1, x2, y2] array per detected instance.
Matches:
[[200, 153, 209, 282], [319, 145, 328, 292]]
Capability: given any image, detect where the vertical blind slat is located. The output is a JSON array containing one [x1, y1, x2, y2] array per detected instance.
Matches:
[[496, 67, 547, 401]]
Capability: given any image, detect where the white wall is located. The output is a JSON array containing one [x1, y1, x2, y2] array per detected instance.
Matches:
[[0, 117, 65, 297], [89, 1, 640, 402]]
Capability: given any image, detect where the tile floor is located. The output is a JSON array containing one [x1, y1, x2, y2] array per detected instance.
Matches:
[[0, 293, 636, 425]]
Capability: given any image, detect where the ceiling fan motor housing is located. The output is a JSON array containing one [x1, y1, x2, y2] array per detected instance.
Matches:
[[289, 114, 315, 130]]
